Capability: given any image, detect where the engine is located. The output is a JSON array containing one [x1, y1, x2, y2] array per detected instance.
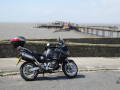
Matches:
[[42, 60, 60, 71]]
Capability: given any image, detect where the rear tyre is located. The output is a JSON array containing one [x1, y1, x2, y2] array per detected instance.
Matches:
[[62, 60, 78, 78], [20, 62, 38, 81]]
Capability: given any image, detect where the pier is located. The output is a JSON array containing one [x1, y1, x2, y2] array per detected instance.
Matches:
[[36, 21, 120, 37], [79, 26, 120, 37]]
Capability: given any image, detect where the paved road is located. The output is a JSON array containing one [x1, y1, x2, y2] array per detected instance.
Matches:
[[0, 57, 120, 72], [0, 71, 120, 90]]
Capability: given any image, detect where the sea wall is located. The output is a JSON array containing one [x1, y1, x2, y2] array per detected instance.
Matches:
[[26, 38, 120, 44], [0, 39, 120, 58]]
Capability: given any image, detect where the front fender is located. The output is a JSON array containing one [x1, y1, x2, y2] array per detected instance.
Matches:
[[63, 59, 74, 64]]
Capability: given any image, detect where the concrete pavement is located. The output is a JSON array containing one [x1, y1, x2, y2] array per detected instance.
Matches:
[[0, 57, 120, 73], [1, 71, 120, 90]]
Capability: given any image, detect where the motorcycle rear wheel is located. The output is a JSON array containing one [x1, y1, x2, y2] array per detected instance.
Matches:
[[20, 62, 38, 81]]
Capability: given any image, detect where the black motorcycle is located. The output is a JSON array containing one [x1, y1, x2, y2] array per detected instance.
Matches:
[[10, 36, 78, 81]]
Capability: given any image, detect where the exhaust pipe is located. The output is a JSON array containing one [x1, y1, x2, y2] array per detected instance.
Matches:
[[21, 52, 34, 60], [21, 52, 41, 66]]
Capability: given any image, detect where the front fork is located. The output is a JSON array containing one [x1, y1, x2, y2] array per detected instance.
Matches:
[[65, 59, 73, 68]]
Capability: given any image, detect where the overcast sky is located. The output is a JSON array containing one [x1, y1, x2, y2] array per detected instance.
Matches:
[[0, 0, 120, 24]]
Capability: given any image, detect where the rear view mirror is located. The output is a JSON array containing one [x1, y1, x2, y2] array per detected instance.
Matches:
[[57, 37, 60, 42]]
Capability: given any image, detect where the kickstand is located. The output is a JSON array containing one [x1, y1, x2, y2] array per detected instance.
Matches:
[[43, 72, 45, 77]]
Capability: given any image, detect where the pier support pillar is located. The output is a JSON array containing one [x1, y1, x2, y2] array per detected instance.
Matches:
[[96, 30, 98, 36], [87, 29, 89, 34], [109, 31, 113, 37], [102, 30, 105, 37], [85, 28, 88, 33], [83, 28, 85, 33], [117, 32, 119, 37], [91, 29, 93, 35]]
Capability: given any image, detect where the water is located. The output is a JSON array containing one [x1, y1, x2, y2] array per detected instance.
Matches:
[[0, 23, 96, 40], [0, 23, 119, 40]]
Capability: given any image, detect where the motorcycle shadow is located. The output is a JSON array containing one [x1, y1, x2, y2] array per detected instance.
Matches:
[[36, 74, 85, 81]]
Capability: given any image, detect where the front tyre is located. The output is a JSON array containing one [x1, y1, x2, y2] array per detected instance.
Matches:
[[62, 60, 78, 78], [20, 62, 38, 81]]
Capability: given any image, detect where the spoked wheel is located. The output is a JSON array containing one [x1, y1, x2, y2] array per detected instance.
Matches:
[[63, 60, 78, 78], [20, 62, 38, 81]]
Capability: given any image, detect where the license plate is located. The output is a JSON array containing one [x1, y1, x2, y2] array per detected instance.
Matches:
[[16, 57, 21, 65]]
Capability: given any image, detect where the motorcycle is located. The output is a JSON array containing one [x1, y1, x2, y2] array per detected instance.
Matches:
[[10, 36, 78, 81]]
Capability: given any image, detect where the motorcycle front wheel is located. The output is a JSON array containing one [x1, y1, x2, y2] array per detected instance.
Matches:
[[20, 62, 38, 81], [62, 60, 78, 78]]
